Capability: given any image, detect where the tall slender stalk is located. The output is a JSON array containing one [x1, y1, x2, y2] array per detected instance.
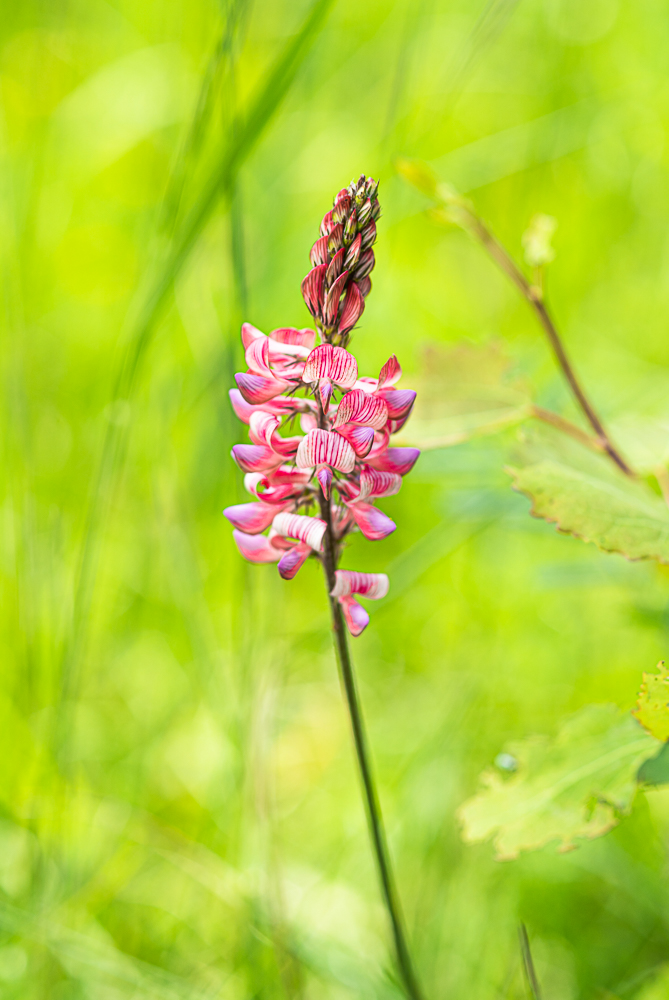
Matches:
[[317, 488, 424, 1000]]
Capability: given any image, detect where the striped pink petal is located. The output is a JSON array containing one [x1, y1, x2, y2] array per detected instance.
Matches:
[[367, 447, 420, 476], [244, 473, 298, 504], [270, 435, 301, 459], [335, 422, 375, 457], [377, 388, 416, 419], [338, 282, 364, 334], [351, 468, 402, 503], [245, 337, 272, 377], [303, 344, 358, 388], [339, 595, 369, 637], [270, 466, 312, 487], [271, 327, 316, 350], [378, 355, 402, 389], [224, 501, 286, 534], [347, 501, 396, 540], [232, 444, 281, 473], [232, 529, 281, 564], [331, 570, 389, 600], [241, 322, 265, 350], [272, 511, 326, 551], [249, 410, 281, 447], [235, 372, 294, 405], [302, 264, 327, 319], [310, 236, 329, 266], [295, 428, 356, 473], [277, 542, 312, 580], [323, 270, 349, 328], [333, 389, 388, 430]]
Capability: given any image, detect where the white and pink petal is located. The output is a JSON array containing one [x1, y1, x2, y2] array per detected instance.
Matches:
[[232, 529, 281, 564], [295, 428, 356, 474], [271, 511, 327, 551], [331, 570, 389, 600]]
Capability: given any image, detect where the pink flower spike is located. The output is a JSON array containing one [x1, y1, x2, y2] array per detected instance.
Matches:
[[367, 447, 420, 476], [339, 595, 369, 637], [338, 282, 364, 334], [331, 570, 389, 600], [295, 428, 356, 474], [347, 501, 396, 540], [235, 372, 294, 405], [302, 264, 327, 319], [241, 322, 265, 350], [333, 389, 388, 430], [232, 529, 281, 564], [303, 344, 358, 388], [336, 422, 375, 458], [378, 355, 402, 389], [272, 511, 327, 551], [317, 465, 332, 499], [277, 542, 312, 580], [232, 444, 281, 474], [224, 501, 286, 534]]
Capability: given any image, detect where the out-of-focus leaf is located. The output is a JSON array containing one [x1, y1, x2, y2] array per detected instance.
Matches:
[[457, 704, 659, 861], [509, 459, 669, 562], [402, 341, 530, 449], [638, 741, 669, 786], [634, 662, 669, 741]]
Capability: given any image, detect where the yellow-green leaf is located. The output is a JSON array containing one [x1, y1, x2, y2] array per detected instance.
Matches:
[[634, 661, 669, 741], [509, 459, 669, 562], [457, 704, 659, 861]]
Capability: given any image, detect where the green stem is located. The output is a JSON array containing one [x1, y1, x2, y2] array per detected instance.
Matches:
[[317, 491, 424, 1000]]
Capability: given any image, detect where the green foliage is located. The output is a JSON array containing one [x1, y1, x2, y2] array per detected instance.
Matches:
[[509, 460, 669, 563], [458, 705, 660, 861], [635, 662, 669, 741]]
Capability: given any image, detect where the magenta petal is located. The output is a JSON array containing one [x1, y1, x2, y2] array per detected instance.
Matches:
[[301, 264, 327, 319], [378, 354, 402, 389], [295, 428, 356, 474], [336, 422, 375, 458], [367, 447, 420, 476], [317, 465, 332, 499], [241, 322, 265, 350], [377, 388, 416, 419], [232, 444, 281, 473], [229, 388, 257, 424], [277, 543, 312, 580], [339, 595, 369, 637], [332, 570, 389, 599], [334, 389, 388, 430], [303, 344, 358, 388], [232, 529, 281, 564], [235, 372, 293, 405], [338, 282, 365, 334], [224, 501, 285, 534], [347, 502, 396, 540], [359, 468, 402, 499], [245, 337, 272, 377]]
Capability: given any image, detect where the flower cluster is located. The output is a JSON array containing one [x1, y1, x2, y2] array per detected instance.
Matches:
[[223, 176, 419, 636]]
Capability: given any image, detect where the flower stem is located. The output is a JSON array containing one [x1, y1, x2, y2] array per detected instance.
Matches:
[[317, 492, 424, 1000]]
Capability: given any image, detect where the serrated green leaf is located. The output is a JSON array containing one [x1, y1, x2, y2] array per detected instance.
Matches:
[[457, 704, 659, 861], [634, 661, 669, 741], [508, 459, 669, 562]]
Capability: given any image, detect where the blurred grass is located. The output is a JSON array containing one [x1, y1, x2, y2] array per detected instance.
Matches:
[[4, 0, 669, 997]]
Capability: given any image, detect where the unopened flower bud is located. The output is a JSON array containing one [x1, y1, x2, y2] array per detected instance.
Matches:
[[327, 223, 344, 255], [366, 178, 379, 200], [356, 276, 372, 298], [344, 209, 357, 245], [320, 211, 334, 237], [360, 220, 377, 250], [323, 270, 349, 328], [344, 233, 362, 268], [357, 199, 372, 227], [353, 248, 375, 281], [333, 195, 351, 224], [326, 247, 345, 287], [370, 199, 381, 221], [310, 235, 329, 267]]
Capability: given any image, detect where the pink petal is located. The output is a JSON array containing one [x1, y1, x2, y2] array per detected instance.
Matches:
[[367, 447, 420, 476], [270, 435, 302, 459], [310, 236, 329, 266], [232, 529, 281, 564], [270, 466, 312, 487], [317, 465, 332, 498], [302, 264, 327, 320], [333, 389, 388, 430], [249, 410, 281, 447], [224, 501, 286, 534], [366, 427, 391, 460], [338, 282, 364, 334], [229, 388, 257, 424], [378, 354, 402, 389], [232, 444, 281, 473], [244, 473, 299, 505], [303, 344, 358, 388], [377, 388, 416, 419], [295, 428, 356, 474], [339, 595, 369, 637], [335, 422, 375, 458], [235, 372, 294, 405], [271, 327, 316, 350], [332, 570, 389, 600], [351, 468, 402, 503], [245, 337, 272, 377], [323, 270, 349, 328], [272, 511, 327, 551], [300, 412, 318, 433], [277, 542, 312, 580], [347, 502, 396, 540], [320, 210, 334, 237], [241, 323, 265, 350], [354, 377, 379, 393]]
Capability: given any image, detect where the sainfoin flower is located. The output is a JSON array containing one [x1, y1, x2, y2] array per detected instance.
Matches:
[[223, 175, 419, 636]]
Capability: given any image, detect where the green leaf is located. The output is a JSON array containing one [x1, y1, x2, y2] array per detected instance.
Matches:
[[634, 661, 669, 741], [457, 704, 659, 861], [508, 459, 669, 562]]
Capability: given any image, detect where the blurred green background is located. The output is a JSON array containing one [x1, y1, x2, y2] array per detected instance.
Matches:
[[4, 0, 669, 997]]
